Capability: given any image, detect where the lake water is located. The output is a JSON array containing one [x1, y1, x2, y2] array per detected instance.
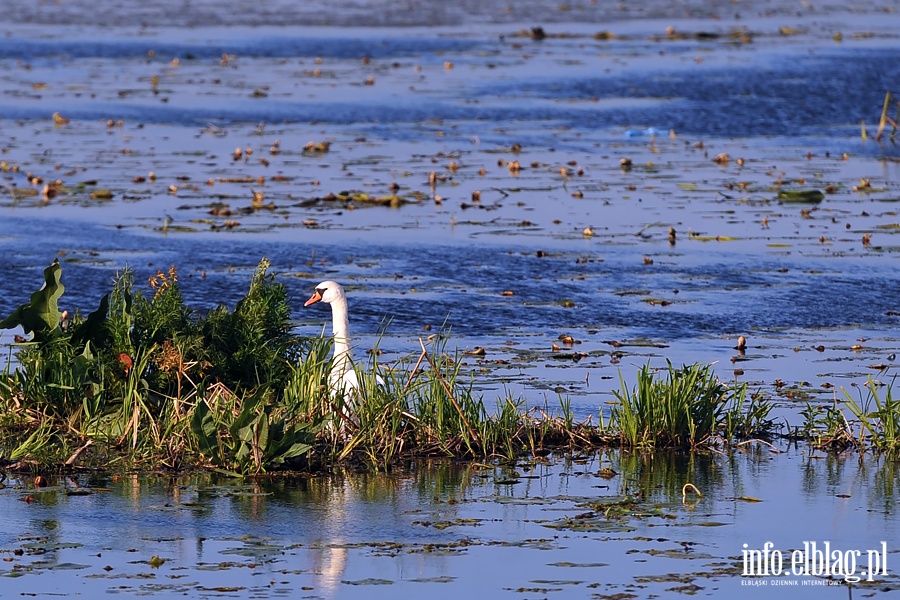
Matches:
[[3, 449, 900, 598], [1, 0, 900, 596]]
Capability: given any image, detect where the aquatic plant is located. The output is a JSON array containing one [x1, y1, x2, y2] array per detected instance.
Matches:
[[609, 362, 774, 449], [191, 382, 321, 473], [797, 402, 855, 452], [0, 258, 320, 473], [841, 377, 900, 454], [861, 91, 899, 143], [0, 260, 549, 472], [308, 337, 577, 469], [798, 378, 900, 455], [0, 259, 780, 475]]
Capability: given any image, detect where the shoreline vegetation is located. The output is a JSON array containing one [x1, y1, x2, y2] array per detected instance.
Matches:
[[0, 259, 895, 476]]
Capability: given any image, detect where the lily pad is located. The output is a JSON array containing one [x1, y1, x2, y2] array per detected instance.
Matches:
[[408, 576, 456, 583], [48, 562, 91, 570], [777, 189, 824, 203]]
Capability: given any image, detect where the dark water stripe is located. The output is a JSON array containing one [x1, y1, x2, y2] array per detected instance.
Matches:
[[0, 218, 895, 342], [0, 35, 481, 61]]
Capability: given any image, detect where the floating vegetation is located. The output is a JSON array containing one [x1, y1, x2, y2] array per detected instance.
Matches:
[[317, 190, 419, 207], [777, 189, 825, 204]]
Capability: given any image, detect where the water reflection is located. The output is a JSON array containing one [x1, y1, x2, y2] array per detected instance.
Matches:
[[2, 448, 900, 596]]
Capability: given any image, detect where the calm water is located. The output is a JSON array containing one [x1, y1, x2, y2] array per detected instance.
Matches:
[[3, 450, 899, 598], [1, 0, 900, 596]]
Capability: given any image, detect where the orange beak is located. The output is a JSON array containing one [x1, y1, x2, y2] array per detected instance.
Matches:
[[304, 289, 323, 307]]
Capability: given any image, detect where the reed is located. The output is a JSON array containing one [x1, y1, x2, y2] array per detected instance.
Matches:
[[609, 361, 773, 449], [0, 259, 782, 475], [841, 377, 900, 454], [327, 337, 536, 468], [797, 402, 855, 451], [874, 91, 899, 143], [861, 91, 899, 143]]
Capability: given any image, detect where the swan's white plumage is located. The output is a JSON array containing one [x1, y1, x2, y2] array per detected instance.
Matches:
[[304, 281, 375, 404]]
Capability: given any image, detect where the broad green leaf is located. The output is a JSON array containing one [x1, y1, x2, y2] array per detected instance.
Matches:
[[191, 399, 221, 461], [0, 259, 65, 341], [72, 293, 110, 347]]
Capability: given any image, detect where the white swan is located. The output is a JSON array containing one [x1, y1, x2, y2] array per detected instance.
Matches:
[[303, 281, 367, 404]]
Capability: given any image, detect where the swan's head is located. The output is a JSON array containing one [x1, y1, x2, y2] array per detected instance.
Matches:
[[304, 280, 346, 307]]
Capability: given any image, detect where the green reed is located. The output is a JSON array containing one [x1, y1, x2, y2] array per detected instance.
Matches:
[[609, 361, 773, 449], [841, 377, 900, 454]]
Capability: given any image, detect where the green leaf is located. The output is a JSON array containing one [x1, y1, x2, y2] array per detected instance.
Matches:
[[777, 189, 825, 203], [190, 399, 221, 461], [0, 259, 65, 341], [72, 293, 110, 347], [278, 439, 314, 461]]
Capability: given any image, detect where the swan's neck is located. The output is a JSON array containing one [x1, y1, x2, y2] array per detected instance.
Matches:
[[330, 297, 352, 370]]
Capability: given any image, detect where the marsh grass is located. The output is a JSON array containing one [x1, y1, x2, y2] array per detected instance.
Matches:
[[797, 401, 855, 452], [610, 361, 775, 449], [796, 378, 900, 455], [310, 338, 600, 470], [861, 91, 899, 143], [840, 377, 900, 454], [0, 260, 784, 475]]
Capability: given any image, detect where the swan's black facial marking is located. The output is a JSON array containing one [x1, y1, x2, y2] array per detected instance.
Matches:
[[316, 287, 327, 295], [304, 287, 326, 307]]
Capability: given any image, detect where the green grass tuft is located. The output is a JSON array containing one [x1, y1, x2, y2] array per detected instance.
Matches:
[[609, 361, 774, 449]]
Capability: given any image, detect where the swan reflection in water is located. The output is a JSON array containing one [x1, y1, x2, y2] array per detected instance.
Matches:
[[309, 477, 351, 596]]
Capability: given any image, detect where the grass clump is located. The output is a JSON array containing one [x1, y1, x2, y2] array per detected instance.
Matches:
[[609, 361, 774, 449], [291, 336, 600, 470], [797, 402, 855, 452], [796, 377, 900, 455], [840, 377, 900, 454]]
